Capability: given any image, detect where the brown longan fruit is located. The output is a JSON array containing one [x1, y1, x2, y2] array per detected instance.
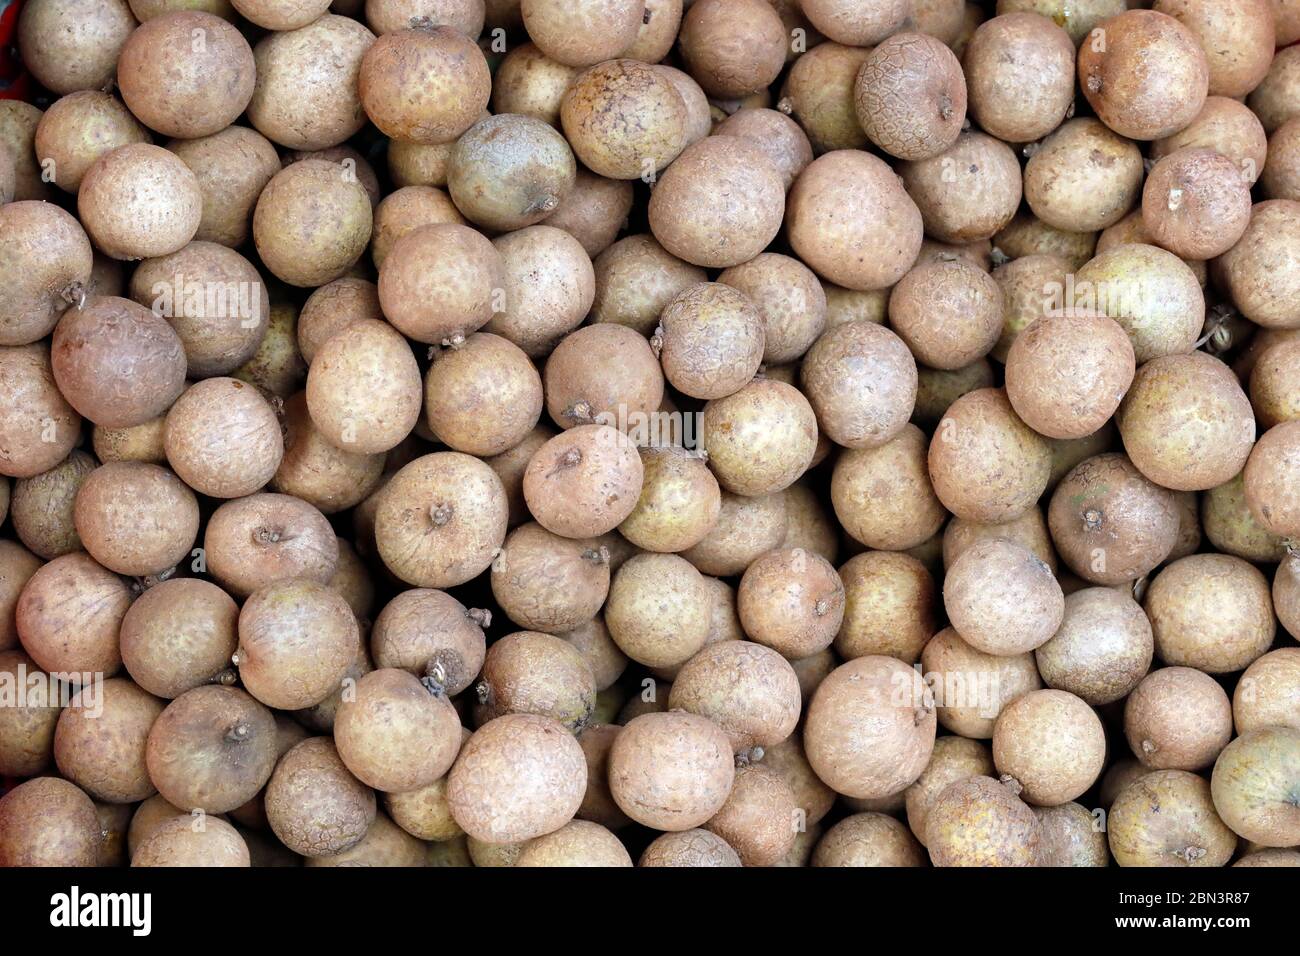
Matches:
[[989, 253, 1069, 363], [1005, 312, 1135, 440], [1109, 769, 1237, 866], [376, 452, 509, 587], [515, 820, 632, 867], [1276, 556, 1300, 638], [492, 519, 608, 632], [78, 144, 203, 261], [992, 213, 1098, 272], [942, 507, 1057, 575], [17, 0, 135, 95], [448, 713, 587, 843], [668, 640, 800, 755], [119, 578, 238, 699], [34, 92, 149, 194], [1244, 421, 1300, 538], [304, 812, 426, 867], [54, 678, 165, 804], [1142, 147, 1254, 260], [800, 0, 908, 46], [447, 114, 575, 232], [899, 131, 1023, 243], [371, 186, 464, 270], [544, 325, 663, 431], [540, 167, 634, 258], [72, 462, 199, 577], [715, 255, 825, 367], [738, 548, 845, 660], [681, 491, 788, 577], [1117, 351, 1255, 492], [203, 492, 339, 598], [888, 257, 1003, 371], [0, 202, 94, 347], [832, 424, 947, 551], [264, 736, 375, 858], [1031, 803, 1107, 867], [51, 296, 187, 429], [921, 627, 1044, 739], [165, 127, 281, 249], [1203, 472, 1288, 563], [117, 12, 254, 139], [654, 283, 765, 400], [992, 689, 1106, 806], [253, 160, 372, 287], [488, 226, 594, 358], [562, 617, 628, 692], [1251, 338, 1300, 430], [1048, 454, 1181, 585], [802, 319, 918, 447], [777, 42, 870, 153], [591, 236, 704, 336], [618, 444, 720, 554], [608, 711, 735, 830], [523, 425, 643, 538], [477, 630, 596, 730], [1145, 553, 1275, 674], [0, 345, 80, 479], [713, 109, 813, 192], [1024, 119, 1144, 234], [559, 59, 686, 181], [649, 137, 785, 269], [929, 387, 1051, 524], [16, 552, 129, 676], [606, 553, 710, 668], [787, 151, 922, 292], [812, 812, 926, 867], [679, 0, 785, 99], [335, 668, 462, 793], [484, 425, 555, 528], [703, 764, 797, 867], [1078, 9, 1209, 141], [855, 32, 966, 162], [132, 815, 250, 867], [0, 648, 60, 777], [1155, 0, 1275, 99], [805, 656, 936, 800], [521, 0, 644, 67], [491, 43, 577, 126], [701, 379, 818, 497], [370, 588, 487, 696], [145, 685, 277, 813], [11, 449, 95, 559], [1218, 200, 1300, 331], [236, 578, 359, 711], [378, 222, 505, 345], [1211, 726, 1300, 846], [358, 25, 488, 145], [964, 12, 1074, 144], [297, 278, 381, 364], [271, 392, 385, 514], [904, 736, 996, 847], [1262, 119, 1300, 201], [835, 551, 937, 664], [639, 829, 742, 867], [0, 777, 101, 866], [1152, 95, 1268, 183], [0, 101, 50, 203], [424, 333, 542, 457], [1235, 647, 1300, 734], [1035, 587, 1153, 707], [944, 539, 1064, 657], [780, 484, 838, 566], [163, 378, 282, 498], [1125, 667, 1233, 772]]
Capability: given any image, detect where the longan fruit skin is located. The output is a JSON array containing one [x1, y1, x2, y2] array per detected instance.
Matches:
[[253, 160, 373, 288], [559, 59, 687, 181], [145, 685, 278, 815], [1142, 148, 1254, 260], [713, 109, 814, 192], [1078, 9, 1209, 142], [1109, 769, 1237, 866], [944, 539, 1065, 657], [0, 201, 95, 347], [491, 523, 610, 634], [1125, 667, 1233, 772], [335, 668, 463, 793], [993, 690, 1106, 806], [1144, 554, 1276, 674], [992, 213, 1097, 272], [1219, 200, 1300, 331], [836, 551, 936, 664], [119, 578, 239, 699], [702, 379, 818, 498], [832, 424, 947, 552], [1034, 803, 1109, 867], [618, 444, 721, 554], [668, 640, 801, 754], [236, 578, 361, 711], [805, 656, 937, 800], [78, 144, 204, 261], [605, 553, 710, 669], [424, 333, 542, 457], [929, 387, 1050, 525], [11, 449, 96, 559], [787, 151, 923, 292], [1025, 121, 1143, 234], [204, 492, 339, 598], [544, 324, 663, 431], [703, 763, 798, 867], [521, 0, 645, 68], [648, 137, 785, 270], [1154, 0, 1276, 99], [16, 552, 130, 677], [655, 283, 766, 401], [448, 713, 588, 844], [1035, 587, 1154, 707], [272, 392, 386, 514], [639, 828, 742, 867], [541, 167, 634, 258], [447, 114, 576, 232], [1203, 472, 1287, 564], [681, 490, 788, 577], [1047, 453, 1180, 586], [132, 815, 250, 867], [305, 813, 425, 867], [1210, 727, 1300, 847], [516, 820, 632, 867], [943, 507, 1057, 576], [0, 345, 81, 479], [491, 43, 577, 126], [921, 627, 1044, 739], [889, 257, 1003, 372], [800, 0, 909, 46], [899, 132, 1023, 244], [523, 424, 644, 539], [297, 278, 381, 363], [1243, 421, 1300, 538], [164, 378, 283, 499], [1234, 646, 1300, 735], [608, 711, 735, 831], [167, 127, 283, 249], [778, 43, 871, 154], [855, 32, 967, 162], [813, 811, 927, 867], [738, 548, 846, 660], [72, 462, 199, 577], [802, 321, 917, 448], [52, 296, 188, 430], [964, 12, 1075, 144], [1005, 312, 1135, 440], [17, 0, 135, 96], [54, 678, 165, 804], [0, 648, 61, 777], [477, 630, 597, 731], [1117, 351, 1256, 493], [1250, 338, 1300, 430], [679, 0, 786, 100], [904, 737, 996, 848], [924, 775, 1042, 868], [488, 226, 595, 359], [1152, 95, 1268, 183], [0, 777, 102, 867]]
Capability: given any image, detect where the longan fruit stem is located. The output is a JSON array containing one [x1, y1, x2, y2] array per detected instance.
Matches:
[[467, 607, 493, 628], [429, 503, 454, 527], [225, 722, 252, 743], [61, 281, 88, 311], [581, 546, 610, 566]]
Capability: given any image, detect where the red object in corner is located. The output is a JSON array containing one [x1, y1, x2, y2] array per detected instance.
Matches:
[[0, 0, 29, 101]]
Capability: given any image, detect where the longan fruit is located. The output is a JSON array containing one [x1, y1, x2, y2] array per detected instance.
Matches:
[[54, 678, 165, 804], [964, 12, 1075, 144], [476, 630, 597, 730], [72, 462, 199, 577], [855, 31, 966, 162], [701, 380, 818, 497], [253, 160, 373, 288], [1035, 587, 1153, 707], [608, 711, 735, 830], [521, 0, 644, 67], [944, 539, 1064, 657], [738, 548, 846, 660], [559, 59, 686, 180], [1125, 667, 1233, 771], [523, 425, 644, 539], [16, 552, 130, 676], [1109, 769, 1237, 866], [605, 553, 710, 669], [679, 0, 786, 99], [543, 324, 663, 432], [204, 492, 339, 598], [120, 578, 239, 699], [164, 378, 283, 498], [921, 627, 1044, 739], [831, 424, 947, 551], [835, 551, 937, 664], [0, 777, 101, 866], [1142, 147, 1254, 260], [888, 257, 1003, 371]]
